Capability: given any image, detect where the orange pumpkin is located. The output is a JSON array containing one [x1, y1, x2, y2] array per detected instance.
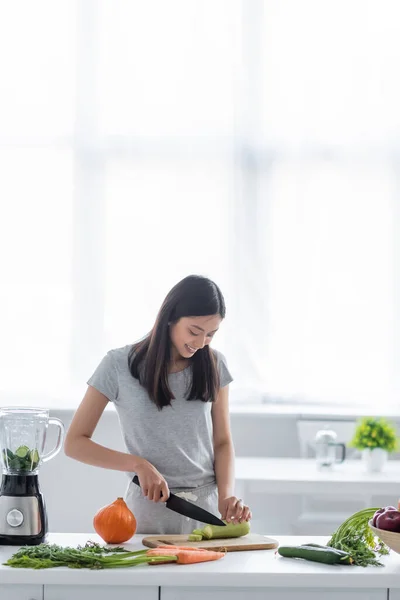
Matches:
[[93, 497, 137, 544]]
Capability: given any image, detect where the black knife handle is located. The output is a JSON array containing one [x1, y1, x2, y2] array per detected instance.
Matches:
[[132, 475, 169, 500], [132, 474, 225, 526]]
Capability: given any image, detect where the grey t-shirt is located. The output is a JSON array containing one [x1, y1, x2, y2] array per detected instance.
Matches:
[[87, 345, 233, 489]]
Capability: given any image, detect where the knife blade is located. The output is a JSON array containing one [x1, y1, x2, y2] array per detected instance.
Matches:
[[132, 475, 226, 527]]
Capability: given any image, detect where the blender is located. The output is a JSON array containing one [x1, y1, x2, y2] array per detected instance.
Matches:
[[0, 407, 64, 545]]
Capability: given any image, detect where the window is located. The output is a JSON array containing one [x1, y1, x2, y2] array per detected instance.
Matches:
[[1, 1, 399, 408]]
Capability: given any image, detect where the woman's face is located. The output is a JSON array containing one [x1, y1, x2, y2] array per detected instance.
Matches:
[[170, 314, 222, 359]]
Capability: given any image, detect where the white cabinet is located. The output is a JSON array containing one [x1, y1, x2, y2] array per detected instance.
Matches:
[[390, 593, 400, 599], [0, 585, 43, 600], [161, 588, 387, 600], [44, 585, 158, 600]]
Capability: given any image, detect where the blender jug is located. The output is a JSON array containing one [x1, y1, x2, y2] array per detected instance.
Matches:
[[0, 407, 64, 545], [0, 407, 64, 474]]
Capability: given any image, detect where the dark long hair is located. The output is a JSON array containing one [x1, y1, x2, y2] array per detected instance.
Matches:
[[128, 275, 226, 410]]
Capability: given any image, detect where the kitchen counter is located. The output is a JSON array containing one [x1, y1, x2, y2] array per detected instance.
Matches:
[[0, 532, 399, 592], [235, 457, 400, 495]]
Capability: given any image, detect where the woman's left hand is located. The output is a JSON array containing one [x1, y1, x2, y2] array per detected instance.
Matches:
[[218, 496, 252, 524]]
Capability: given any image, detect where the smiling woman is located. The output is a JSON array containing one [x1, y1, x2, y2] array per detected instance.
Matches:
[[171, 318, 220, 360], [64, 275, 252, 535], [129, 276, 225, 410]]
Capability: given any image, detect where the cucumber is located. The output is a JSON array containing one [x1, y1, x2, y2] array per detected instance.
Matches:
[[278, 545, 353, 565], [15, 445, 30, 459], [201, 521, 250, 540], [28, 449, 40, 470], [2, 448, 40, 472], [300, 543, 331, 549]]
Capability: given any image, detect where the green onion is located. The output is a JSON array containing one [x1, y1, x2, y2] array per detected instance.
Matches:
[[327, 507, 389, 567], [4, 541, 176, 570]]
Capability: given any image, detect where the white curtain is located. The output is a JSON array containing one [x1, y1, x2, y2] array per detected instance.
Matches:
[[1, 0, 399, 408]]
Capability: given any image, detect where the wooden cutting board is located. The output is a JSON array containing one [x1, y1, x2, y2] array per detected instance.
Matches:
[[142, 533, 279, 552]]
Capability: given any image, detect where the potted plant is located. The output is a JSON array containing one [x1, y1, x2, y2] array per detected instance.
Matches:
[[349, 417, 399, 472]]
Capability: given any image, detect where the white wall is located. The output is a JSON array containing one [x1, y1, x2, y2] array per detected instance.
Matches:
[[41, 409, 126, 534]]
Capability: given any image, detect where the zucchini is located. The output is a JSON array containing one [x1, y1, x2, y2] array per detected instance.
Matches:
[[278, 545, 353, 565], [201, 521, 250, 540], [188, 534, 203, 541]]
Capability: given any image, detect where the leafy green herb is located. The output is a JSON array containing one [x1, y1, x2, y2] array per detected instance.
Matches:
[[2, 447, 40, 472], [4, 541, 174, 570], [327, 507, 389, 567]]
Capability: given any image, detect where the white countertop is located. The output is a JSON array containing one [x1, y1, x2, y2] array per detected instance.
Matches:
[[235, 458, 400, 495], [0, 533, 399, 587]]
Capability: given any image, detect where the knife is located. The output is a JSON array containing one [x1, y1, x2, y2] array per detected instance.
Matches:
[[132, 475, 226, 527]]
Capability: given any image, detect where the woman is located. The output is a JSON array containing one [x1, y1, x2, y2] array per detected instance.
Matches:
[[64, 274, 251, 534]]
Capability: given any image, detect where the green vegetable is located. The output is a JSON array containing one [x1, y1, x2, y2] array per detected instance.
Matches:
[[15, 446, 30, 459], [2, 447, 40, 472], [278, 545, 353, 565], [201, 521, 250, 540], [188, 534, 203, 541], [327, 507, 389, 567], [29, 449, 40, 469], [9, 458, 22, 471], [3, 449, 13, 462], [3, 541, 174, 570]]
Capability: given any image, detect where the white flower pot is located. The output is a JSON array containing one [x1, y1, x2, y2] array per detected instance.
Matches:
[[362, 448, 388, 473]]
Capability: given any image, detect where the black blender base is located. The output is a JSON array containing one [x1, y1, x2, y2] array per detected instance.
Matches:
[[0, 532, 47, 545], [0, 474, 48, 545]]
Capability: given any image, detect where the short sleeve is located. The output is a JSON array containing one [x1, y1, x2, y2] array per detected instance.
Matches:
[[215, 350, 233, 388], [87, 351, 119, 402]]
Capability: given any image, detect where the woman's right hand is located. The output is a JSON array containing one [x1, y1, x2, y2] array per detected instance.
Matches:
[[134, 458, 170, 502]]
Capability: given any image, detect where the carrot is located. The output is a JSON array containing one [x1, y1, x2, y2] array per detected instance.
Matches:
[[146, 547, 224, 564], [157, 545, 208, 551], [147, 549, 180, 556], [176, 550, 224, 564]]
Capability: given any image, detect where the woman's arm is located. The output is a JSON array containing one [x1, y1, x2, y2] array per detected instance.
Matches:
[[64, 386, 170, 501], [64, 386, 142, 471], [212, 385, 251, 523], [212, 385, 235, 498]]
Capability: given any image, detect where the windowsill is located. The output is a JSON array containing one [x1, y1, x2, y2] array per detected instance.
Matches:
[[229, 402, 400, 420], [2, 389, 399, 421]]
